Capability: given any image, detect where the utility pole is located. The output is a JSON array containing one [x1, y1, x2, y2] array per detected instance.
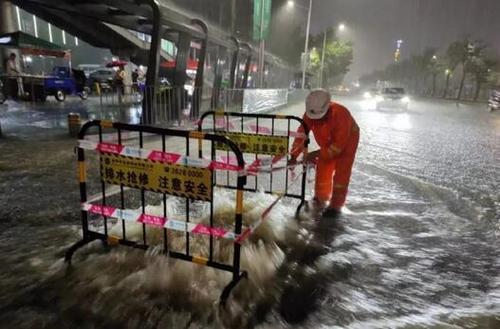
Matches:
[[319, 29, 327, 88], [258, 0, 266, 88], [301, 0, 312, 89]]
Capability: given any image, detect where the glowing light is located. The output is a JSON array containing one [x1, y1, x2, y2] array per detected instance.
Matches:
[[16, 6, 22, 31], [287, 0, 294, 8], [338, 23, 346, 32], [48, 23, 53, 42], [33, 15, 38, 37], [0, 37, 12, 44], [62, 30, 66, 45]]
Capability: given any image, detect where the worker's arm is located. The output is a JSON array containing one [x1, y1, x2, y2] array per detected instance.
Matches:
[[289, 115, 309, 164], [319, 108, 352, 160]]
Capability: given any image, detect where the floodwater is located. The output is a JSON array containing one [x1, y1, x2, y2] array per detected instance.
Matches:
[[0, 96, 499, 328]]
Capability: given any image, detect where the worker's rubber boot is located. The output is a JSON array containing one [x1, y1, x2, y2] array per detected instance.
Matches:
[[321, 207, 341, 219], [305, 198, 328, 213]]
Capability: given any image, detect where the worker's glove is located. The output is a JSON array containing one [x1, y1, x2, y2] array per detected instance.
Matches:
[[304, 150, 320, 163]]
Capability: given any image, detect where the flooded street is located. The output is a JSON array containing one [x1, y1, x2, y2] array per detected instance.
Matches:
[[0, 96, 499, 328]]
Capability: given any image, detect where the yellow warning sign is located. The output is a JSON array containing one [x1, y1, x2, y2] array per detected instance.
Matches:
[[100, 154, 212, 201], [215, 132, 288, 156]]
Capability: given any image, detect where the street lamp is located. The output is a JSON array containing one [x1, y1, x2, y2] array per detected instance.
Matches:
[[286, 0, 313, 89], [287, 1, 313, 89], [338, 23, 346, 32], [302, 0, 313, 89]]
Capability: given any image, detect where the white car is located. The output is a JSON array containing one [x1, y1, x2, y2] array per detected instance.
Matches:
[[375, 87, 410, 110]]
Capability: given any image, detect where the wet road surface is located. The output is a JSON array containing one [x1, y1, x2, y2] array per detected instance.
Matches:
[[0, 95, 499, 328]]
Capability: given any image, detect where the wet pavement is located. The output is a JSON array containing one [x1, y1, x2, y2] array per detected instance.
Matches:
[[0, 95, 499, 328]]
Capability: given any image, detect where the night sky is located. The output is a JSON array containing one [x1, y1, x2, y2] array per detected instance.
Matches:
[[308, 0, 500, 81]]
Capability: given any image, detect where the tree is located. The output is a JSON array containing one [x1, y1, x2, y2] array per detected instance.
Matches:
[[427, 56, 445, 97], [443, 41, 467, 98], [408, 48, 437, 95], [309, 36, 353, 88], [468, 52, 498, 101]]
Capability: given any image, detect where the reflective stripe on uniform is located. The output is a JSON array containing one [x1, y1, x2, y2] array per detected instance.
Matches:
[[329, 144, 342, 157], [333, 184, 347, 190]]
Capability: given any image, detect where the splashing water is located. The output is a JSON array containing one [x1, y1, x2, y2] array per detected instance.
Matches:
[[24, 189, 307, 328]]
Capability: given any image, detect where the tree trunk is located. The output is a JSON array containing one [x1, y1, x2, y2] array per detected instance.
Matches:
[[474, 78, 482, 101], [431, 73, 437, 97], [443, 73, 451, 98], [230, 0, 236, 34], [457, 65, 467, 100]]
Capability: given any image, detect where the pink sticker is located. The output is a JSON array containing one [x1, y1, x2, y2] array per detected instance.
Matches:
[[97, 143, 124, 154], [210, 161, 240, 172], [246, 159, 261, 172], [249, 124, 271, 134], [215, 118, 234, 129], [139, 214, 166, 227], [191, 224, 212, 236], [235, 228, 252, 243], [148, 151, 181, 164], [220, 155, 238, 165], [210, 227, 228, 238], [272, 155, 285, 164], [89, 204, 116, 217]]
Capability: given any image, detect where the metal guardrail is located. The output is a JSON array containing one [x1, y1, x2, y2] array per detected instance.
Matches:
[[95, 86, 290, 127], [198, 111, 310, 215], [66, 120, 248, 305]]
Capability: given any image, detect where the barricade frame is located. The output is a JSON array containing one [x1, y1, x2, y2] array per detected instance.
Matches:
[[197, 111, 310, 215], [65, 120, 248, 304]]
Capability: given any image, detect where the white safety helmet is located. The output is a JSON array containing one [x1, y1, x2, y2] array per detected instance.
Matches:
[[305, 89, 331, 120]]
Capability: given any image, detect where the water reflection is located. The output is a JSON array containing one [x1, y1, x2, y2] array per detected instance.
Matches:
[[279, 215, 348, 324], [391, 113, 412, 131]]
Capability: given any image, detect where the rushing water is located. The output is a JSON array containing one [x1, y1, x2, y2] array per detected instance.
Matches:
[[0, 97, 499, 328]]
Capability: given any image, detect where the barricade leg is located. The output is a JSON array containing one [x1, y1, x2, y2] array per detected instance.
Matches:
[[220, 271, 248, 306], [65, 236, 100, 264]]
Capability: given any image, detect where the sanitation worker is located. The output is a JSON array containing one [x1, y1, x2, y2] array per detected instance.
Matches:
[[290, 89, 360, 218]]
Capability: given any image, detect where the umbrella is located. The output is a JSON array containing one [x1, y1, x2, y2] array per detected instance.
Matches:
[[106, 60, 128, 68]]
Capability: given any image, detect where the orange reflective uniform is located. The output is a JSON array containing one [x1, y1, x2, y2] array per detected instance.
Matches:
[[292, 102, 360, 210]]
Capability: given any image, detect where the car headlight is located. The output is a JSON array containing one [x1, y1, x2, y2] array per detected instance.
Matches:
[[363, 92, 372, 99], [402, 96, 410, 103], [375, 95, 384, 102]]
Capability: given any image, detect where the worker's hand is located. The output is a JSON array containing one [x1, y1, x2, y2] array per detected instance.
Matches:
[[288, 156, 298, 167], [304, 150, 320, 163]]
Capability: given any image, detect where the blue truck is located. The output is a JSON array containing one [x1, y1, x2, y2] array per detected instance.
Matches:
[[42, 66, 89, 102]]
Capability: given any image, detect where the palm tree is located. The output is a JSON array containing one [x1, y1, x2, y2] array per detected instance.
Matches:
[[443, 40, 468, 99], [468, 54, 498, 101]]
